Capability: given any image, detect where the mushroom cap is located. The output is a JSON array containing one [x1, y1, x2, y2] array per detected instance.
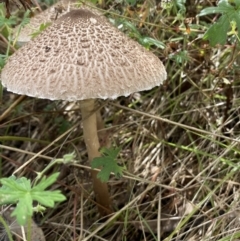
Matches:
[[1, 9, 167, 101], [14, 0, 76, 46]]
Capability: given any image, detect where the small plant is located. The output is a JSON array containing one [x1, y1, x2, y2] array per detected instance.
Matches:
[[0, 4, 30, 73], [0, 173, 66, 225], [54, 116, 72, 134], [1, 0, 31, 18], [198, 0, 240, 46], [111, 19, 165, 49], [0, 153, 75, 240], [91, 147, 125, 182], [0, 1, 18, 30], [30, 22, 52, 38]]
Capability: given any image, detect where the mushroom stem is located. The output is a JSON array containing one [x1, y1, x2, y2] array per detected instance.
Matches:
[[80, 99, 112, 216], [96, 108, 110, 148]]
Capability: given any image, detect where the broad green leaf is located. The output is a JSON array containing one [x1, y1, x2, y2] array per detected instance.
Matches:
[[198, 0, 234, 16], [12, 195, 33, 225], [234, 14, 240, 36], [232, 12, 240, 38], [16, 177, 31, 191], [0, 176, 30, 192], [140, 37, 165, 49], [198, 6, 226, 16], [100, 147, 121, 158], [169, 50, 189, 64], [176, 0, 186, 13], [122, 20, 140, 35], [0, 15, 17, 28], [20, 10, 31, 26], [91, 147, 125, 182], [234, 0, 240, 6], [31, 190, 66, 207], [32, 195, 54, 207], [203, 15, 230, 46], [32, 173, 60, 191], [31, 22, 51, 38], [199, 0, 240, 45], [0, 54, 6, 68], [0, 174, 66, 225], [0, 190, 22, 204]]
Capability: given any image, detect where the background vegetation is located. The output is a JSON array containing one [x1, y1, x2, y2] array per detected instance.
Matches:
[[1, 0, 240, 240]]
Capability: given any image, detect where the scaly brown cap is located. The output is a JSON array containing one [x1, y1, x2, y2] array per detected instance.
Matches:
[[2, 9, 167, 101]]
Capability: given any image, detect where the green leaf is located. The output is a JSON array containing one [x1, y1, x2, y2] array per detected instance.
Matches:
[[20, 10, 31, 26], [169, 50, 189, 64], [0, 176, 30, 204], [122, 20, 139, 34], [176, 0, 186, 13], [235, 0, 240, 6], [0, 176, 31, 192], [31, 22, 51, 38], [32, 173, 60, 191], [140, 37, 165, 49], [234, 14, 240, 37], [54, 117, 71, 134], [198, 1, 233, 16], [0, 173, 66, 225], [198, 6, 225, 16], [0, 15, 17, 28], [0, 54, 6, 68], [199, 0, 240, 45], [203, 15, 230, 46], [0, 190, 22, 204], [91, 147, 125, 182], [12, 195, 33, 225], [31, 190, 66, 207]]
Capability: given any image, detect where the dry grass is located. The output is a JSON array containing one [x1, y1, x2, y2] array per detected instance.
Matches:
[[1, 0, 240, 240]]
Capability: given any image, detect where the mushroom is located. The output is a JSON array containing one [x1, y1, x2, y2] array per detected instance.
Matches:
[[1, 8, 167, 216], [14, 0, 75, 46]]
